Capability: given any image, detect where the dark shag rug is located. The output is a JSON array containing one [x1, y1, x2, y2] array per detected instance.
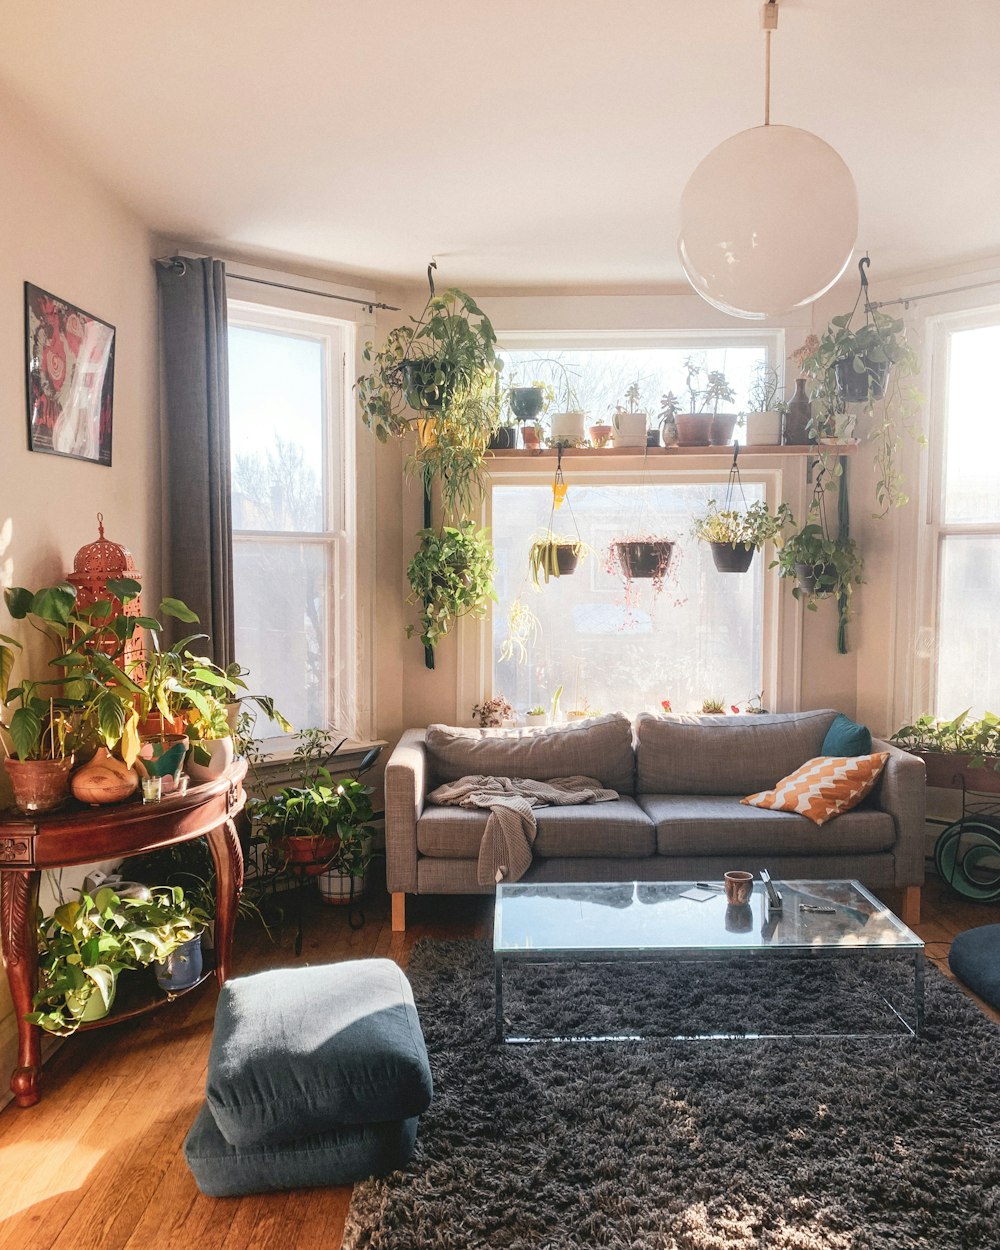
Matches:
[[343, 941, 1000, 1250]]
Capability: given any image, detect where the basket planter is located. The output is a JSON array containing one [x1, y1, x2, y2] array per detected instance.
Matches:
[[3, 756, 74, 814], [317, 834, 372, 906], [914, 751, 1000, 794], [834, 357, 889, 403], [612, 540, 673, 580], [711, 542, 755, 573]]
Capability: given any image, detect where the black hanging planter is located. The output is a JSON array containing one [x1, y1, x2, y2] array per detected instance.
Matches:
[[612, 540, 674, 580], [711, 542, 755, 573], [401, 359, 454, 412], [834, 357, 889, 404], [509, 386, 545, 421], [554, 545, 580, 576], [794, 561, 838, 596]]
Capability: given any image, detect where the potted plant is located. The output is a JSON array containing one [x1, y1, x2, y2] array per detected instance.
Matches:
[[611, 382, 649, 448], [692, 499, 791, 573], [529, 533, 586, 586], [772, 520, 864, 615], [677, 357, 739, 446], [525, 705, 548, 727], [136, 885, 213, 992], [251, 734, 345, 871], [498, 597, 541, 665], [891, 710, 1000, 794], [657, 392, 682, 447], [608, 537, 674, 581], [356, 287, 503, 517], [472, 695, 514, 728], [521, 421, 544, 451], [700, 698, 727, 715], [744, 362, 784, 446], [799, 306, 921, 513], [505, 377, 554, 447], [406, 521, 496, 656], [588, 419, 613, 448], [315, 777, 377, 906]]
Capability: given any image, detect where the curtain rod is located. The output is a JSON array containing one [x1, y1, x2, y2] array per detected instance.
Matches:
[[155, 256, 399, 312], [870, 276, 1000, 311]]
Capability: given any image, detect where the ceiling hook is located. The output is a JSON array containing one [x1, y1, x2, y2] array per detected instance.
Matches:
[[427, 259, 437, 297], [731, 441, 740, 470], [858, 254, 871, 290]]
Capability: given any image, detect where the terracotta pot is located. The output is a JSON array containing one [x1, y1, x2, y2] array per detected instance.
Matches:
[[588, 423, 613, 449], [3, 756, 75, 814], [709, 413, 738, 445], [674, 413, 713, 446], [136, 710, 187, 738], [71, 748, 139, 806], [521, 426, 541, 450], [281, 834, 341, 876]]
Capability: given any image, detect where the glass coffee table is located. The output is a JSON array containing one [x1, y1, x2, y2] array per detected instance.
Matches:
[[493, 879, 925, 1043]]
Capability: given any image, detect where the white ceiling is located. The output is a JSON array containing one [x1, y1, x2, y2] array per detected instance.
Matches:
[[0, 0, 997, 291]]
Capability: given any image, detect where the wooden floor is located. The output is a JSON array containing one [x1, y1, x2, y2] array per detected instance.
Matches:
[[0, 874, 996, 1250]]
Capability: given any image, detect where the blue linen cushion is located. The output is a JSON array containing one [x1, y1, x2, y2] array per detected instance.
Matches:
[[821, 713, 872, 757], [184, 1102, 418, 1197], [206, 959, 432, 1147], [948, 925, 1000, 1010]]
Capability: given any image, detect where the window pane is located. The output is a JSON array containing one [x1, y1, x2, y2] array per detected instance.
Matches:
[[936, 535, 1000, 716], [493, 484, 764, 719], [233, 540, 328, 733], [500, 346, 767, 429], [228, 326, 325, 532], [943, 326, 1000, 523]]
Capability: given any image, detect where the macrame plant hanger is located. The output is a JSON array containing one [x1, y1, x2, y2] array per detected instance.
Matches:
[[422, 260, 437, 668]]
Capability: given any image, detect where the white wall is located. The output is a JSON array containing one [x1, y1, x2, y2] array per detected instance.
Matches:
[[0, 84, 160, 1101]]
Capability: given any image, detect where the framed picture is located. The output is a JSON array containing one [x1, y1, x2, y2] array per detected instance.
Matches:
[[24, 282, 115, 466]]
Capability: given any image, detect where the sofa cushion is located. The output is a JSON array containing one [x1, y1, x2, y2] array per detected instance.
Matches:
[[185, 1102, 418, 1198], [205, 960, 433, 1146], [742, 754, 889, 826], [417, 797, 654, 859], [638, 793, 897, 856], [426, 713, 635, 794], [822, 713, 873, 757], [635, 710, 838, 796]]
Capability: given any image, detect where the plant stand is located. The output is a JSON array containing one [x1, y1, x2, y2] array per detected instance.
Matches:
[[246, 846, 369, 955], [931, 776, 1000, 902]]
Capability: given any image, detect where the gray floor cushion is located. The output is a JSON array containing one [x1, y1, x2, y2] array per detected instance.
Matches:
[[949, 924, 1000, 1009], [184, 1102, 418, 1198], [206, 959, 433, 1147]]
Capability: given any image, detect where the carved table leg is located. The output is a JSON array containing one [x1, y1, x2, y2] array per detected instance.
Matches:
[[1, 870, 42, 1107], [206, 818, 244, 986]]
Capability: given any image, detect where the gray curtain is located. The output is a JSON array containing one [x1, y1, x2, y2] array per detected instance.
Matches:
[[156, 256, 234, 666]]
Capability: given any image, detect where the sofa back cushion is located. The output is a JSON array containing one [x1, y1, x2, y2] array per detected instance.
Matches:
[[426, 713, 635, 795], [635, 709, 839, 796]]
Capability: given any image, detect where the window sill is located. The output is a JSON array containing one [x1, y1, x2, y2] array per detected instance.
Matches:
[[487, 444, 856, 462], [249, 738, 387, 787]]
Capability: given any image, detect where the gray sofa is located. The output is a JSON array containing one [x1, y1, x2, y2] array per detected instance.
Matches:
[[384, 709, 926, 931]]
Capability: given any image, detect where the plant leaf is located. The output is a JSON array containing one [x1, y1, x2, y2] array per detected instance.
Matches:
[[159, 598, 200, 623]]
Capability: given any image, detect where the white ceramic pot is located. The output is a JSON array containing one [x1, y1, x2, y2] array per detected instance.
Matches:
[[549, 411, 585, 445], [745, 409, 783, 445], [525, 712, 548, 727], [186, 736, 234, 784], [612, 410, 648, 447]]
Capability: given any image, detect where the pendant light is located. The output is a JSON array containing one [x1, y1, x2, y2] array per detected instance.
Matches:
[[677, 0, 858, 320]]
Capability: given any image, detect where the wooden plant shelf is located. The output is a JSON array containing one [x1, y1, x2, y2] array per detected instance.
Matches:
[[488, 444, 857, 463]]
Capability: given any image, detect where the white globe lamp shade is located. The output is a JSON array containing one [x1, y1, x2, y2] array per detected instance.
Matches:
[[678, 124, 859, 320]]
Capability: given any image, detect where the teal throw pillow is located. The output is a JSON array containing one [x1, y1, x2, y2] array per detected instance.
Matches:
[[821, 713, 872, 757]]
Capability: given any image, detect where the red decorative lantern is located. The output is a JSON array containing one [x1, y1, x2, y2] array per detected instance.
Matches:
[[67, 513, 144, 674]]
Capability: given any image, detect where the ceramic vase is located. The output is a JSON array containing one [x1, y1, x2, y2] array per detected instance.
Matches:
[[70, 748, 138, 806]]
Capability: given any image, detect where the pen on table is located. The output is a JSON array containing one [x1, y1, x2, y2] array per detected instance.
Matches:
[[799, 904, 836, 913], [696, 882, 724, 891]]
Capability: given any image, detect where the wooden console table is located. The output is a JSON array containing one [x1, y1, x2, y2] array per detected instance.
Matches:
[[0, 759, 246, 1107]]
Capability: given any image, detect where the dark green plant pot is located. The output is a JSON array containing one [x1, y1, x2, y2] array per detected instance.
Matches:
[[401, 359, 453, 411], [794, 561, 837, 595], [711, 542, 755, 573], [510, 386, 545, 420], [614, 540, 673, 580], [488, 425, 518, 450], [834, 357, 889, 403]]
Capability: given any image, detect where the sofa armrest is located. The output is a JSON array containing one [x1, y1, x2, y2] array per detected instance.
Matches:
[[384, 730, 428, 894], [871, 737, 926, 887]]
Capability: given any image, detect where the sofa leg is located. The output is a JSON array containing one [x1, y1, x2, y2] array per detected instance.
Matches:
[[902, 885, 921, 929], [391, 892, 406, 933]]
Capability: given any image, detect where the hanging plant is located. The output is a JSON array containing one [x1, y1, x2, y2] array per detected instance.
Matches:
[[356, 282, 502, 518], [773, 522, 864, 605], [406, 521, 496, 654], [692, 452, 791, 573], [498, 597, 541, 664], [529, 535, 586, 587], [798, 257, 923, 515], [606, 537, 683, 627]]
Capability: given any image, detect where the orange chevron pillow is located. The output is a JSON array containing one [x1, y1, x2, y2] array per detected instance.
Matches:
[[741, 754, 890, 826]]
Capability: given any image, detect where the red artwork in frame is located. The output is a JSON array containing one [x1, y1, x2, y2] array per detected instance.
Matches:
[[24, 282, 115, 466]]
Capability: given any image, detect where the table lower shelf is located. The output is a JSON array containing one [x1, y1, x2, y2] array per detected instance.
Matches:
[[75, 950, 216, 1032]]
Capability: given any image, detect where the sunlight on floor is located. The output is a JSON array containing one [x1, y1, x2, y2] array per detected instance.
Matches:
[[0, 1139, 99, 1219]]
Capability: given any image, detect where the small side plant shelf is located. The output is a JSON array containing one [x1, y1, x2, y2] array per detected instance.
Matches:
[[487, 444, 858, 463]]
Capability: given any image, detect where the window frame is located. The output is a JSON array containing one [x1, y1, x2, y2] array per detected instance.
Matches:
[[226, 297, 361, 750], [911, 303, 1000, 719], [454, 327, 807, 721]]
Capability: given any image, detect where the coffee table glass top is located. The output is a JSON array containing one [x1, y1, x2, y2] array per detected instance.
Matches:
[[494, 880, 923, 955]]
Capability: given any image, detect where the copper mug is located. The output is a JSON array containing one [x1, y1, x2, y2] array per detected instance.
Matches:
[[724, 870, 753, 905]]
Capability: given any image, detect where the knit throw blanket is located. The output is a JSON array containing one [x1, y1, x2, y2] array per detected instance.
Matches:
[[426, 775, 619, 886]]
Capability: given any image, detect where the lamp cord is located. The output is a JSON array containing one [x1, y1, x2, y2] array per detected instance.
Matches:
[[762, 1, 779, 126]]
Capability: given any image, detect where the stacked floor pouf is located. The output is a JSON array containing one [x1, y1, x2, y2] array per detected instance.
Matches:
[[949, 924, 1000, 1012], [184, 959, 433, 1197]]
